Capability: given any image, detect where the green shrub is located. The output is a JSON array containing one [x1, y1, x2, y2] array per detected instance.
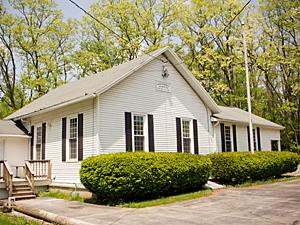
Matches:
[[209, 151, 300, 184], [80, 152, 212, 203]]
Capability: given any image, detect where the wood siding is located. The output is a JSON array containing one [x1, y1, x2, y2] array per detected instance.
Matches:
[[98, 56, 215, 155], [29, 99, 95, 184]]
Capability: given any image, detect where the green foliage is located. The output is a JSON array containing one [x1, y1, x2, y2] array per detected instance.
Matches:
[[38, 191, 84, 202], [209, 152, 300, 184], [80, 152, 212, 203]]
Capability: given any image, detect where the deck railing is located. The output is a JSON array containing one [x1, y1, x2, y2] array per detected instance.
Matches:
[[0, 160, 13, 196], [27, 160, 51, 180], [25, 161, 35, 191]]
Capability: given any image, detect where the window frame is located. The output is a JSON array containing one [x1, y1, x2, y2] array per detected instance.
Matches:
[[224, 125, 232, 152], [131, 113, 148, 152], [35, 125, 43, 160], [181, 118, 193, 154], [67, 115, 78, 162]]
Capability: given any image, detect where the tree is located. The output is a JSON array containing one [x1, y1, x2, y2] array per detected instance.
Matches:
[[0, 1, 26, 113], [9, 0, 77, 100], [75, 0, 184, 77]]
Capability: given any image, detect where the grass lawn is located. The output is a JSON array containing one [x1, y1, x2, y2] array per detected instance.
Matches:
[[39, 190, 85, 202], [38, 175, 300, 208], [0, 212, 43, 225], [118, 189, 213, 208], [228, 175, 300, 188]]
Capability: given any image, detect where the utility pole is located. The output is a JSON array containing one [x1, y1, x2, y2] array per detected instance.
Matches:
[[242, 21, 254, 154]]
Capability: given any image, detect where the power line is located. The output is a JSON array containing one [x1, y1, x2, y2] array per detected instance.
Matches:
[[66, 0, 167, 63], [208, 0, 252, 45], [67, 0, 251, 66]]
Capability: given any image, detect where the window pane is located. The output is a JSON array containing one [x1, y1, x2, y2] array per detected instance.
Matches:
[[225, 126, 231, 152], [36, 144, 41, 160], [69, 139, 77, 159], [183, 138, 190, 153], [70, 118, 77, 139], [69, 118, 77, 159], [182, 120, 190, 138], [36, 127, 42, 144], [134, 136, 144, 152], [133, 115, 144, 152], [134, 115, 144, 135]]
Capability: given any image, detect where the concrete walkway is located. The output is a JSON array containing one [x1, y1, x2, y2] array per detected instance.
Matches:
[[16, 179, 300, 225]]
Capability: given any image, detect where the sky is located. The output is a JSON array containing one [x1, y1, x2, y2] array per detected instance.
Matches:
[[55, 0, 95, 19], [3, 0, 96, 20]]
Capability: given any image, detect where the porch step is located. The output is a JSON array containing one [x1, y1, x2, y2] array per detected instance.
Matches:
[[13, 194, 36, 201], [13, 186, 31, 192], [12, 180, 36, 201], [12, 190, 34, 196]]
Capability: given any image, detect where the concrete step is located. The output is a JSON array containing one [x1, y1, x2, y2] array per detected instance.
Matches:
[[13, 194, 36, 201], [12, 190, 34, 196]]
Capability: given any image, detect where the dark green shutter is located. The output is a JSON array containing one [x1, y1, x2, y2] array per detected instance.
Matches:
[[193, 119, 199, 154], [62, 117, 66, 162], [257, 127, 261, 151], [247, 126, 250, 151], [30, 126, 34, 160], [176, 117, 182, 153], [42, 123, 46, 160], [220, 123, 225, 152], [78, 113, 83, 161], [125, 112, 132, 152], [148, 114, 155, 152], [232, 125, 237, 152]]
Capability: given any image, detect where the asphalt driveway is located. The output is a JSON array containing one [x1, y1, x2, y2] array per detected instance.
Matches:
[[16, 179, 300, 225]]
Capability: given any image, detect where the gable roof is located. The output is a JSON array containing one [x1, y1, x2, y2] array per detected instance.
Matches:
[[213, 106, 284, 129], [6, 47, 220, 120], [0, 120, 30, 138]]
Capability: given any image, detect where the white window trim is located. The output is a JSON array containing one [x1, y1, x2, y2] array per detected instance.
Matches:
[[66, 114, 78, 162], [34, 124, 43, 160], [131, 113, 148, 152], [181, 118, 194, 154]]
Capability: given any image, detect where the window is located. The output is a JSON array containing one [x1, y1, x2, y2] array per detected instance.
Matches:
[[253, 129, 257, 151], [133, 115, 145, 152], [225, 126, 232, 152], [69, 118, 78, 159], [36, 126, 42, 159], [271, 140, 279, 151], [182, 119, 191, 153]]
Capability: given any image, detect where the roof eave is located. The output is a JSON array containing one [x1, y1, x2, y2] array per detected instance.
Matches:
[[163, 48, 221, 114], [212, 117, 285, 130]]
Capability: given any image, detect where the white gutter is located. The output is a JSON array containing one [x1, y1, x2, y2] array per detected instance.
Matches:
[[0, 134, 31, 138]]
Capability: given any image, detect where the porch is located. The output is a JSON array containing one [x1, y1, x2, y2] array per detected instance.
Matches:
[[0, 160, 51, 200]]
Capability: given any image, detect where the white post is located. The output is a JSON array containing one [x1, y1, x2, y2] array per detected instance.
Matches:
[[242, 21, 254, 154]]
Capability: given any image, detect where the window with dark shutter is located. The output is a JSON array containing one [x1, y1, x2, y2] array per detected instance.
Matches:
[[148, 114, 155, 152], [125, 112, 132, 152], [193, 120, 199, 154], [42, 123, 46, 160], [176, 117, 182, 153], [220, 123, 225, 152], [62, 117, 67, 162], [78, 113, 83, 161]]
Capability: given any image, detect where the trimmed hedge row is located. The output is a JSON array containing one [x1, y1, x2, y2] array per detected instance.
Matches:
[[80, 152, 211, 202], [209, 151, 300, 184]]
